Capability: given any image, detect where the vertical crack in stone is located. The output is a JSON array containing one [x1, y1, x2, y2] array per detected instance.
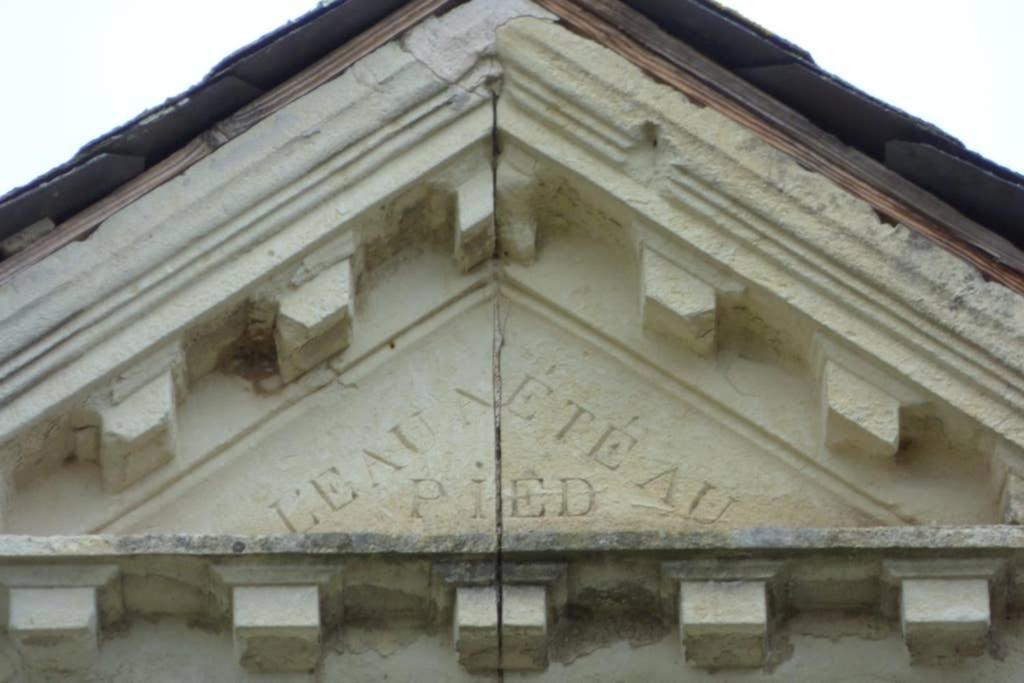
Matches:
[[490, 90, 506, 680]]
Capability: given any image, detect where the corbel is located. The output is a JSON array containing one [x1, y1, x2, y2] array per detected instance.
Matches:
[[662, 559, 784, 669], [435, 559, 499, 672], [640, 244, 722, 357], [0, 564, 121, 676], [992, 439, 1024, 523], [274, 256, 356, 383], [74, 342, 186, 492], [452, 154, 496, 273], [882, 558, 1004, 663], [211, 562, 344, 673], [500, 561, 567, 671], [811, 334, 924, 459], [495, 146, 539, 263], [435, 560, 565, 672]]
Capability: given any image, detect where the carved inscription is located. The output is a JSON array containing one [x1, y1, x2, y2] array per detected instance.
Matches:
[[632, 466, 736, 524], [270, 466, 359, 532], [267, 372, 743, 531], [411, 478, 445, 519], [505, 374, 641, 472], [267, 400, 488, 532], [509, 477, 596, 518], [504, 372, 741, 526]]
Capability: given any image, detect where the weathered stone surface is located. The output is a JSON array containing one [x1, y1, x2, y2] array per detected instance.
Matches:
[[88, 300, 496, 537], [0, 534, 1018, 678], [275, 258, 353, 383], [8, 586, 98, 675], [454, 157, 496, 272], [680, 580, 767, 669], [502, 584, 548, 670], [641, 247, 717, 356], [822, 360, 900, 458], [498, 299, 886, 536], [1003, 471, 1024, 524], [0, 0, 1015, 543], [883, 558, 1000, 664], [495, 149, 538, 262], [454, 585, 499, 671], [98, 368, 178, 492], [0, 0, 1022, 679], [233, 585, 321, 672], [901, 578, 990, 662]]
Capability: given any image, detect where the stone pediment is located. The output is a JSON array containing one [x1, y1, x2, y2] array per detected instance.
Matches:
[[0, 5, 1020, 539], [2, 2, 1024, 679]]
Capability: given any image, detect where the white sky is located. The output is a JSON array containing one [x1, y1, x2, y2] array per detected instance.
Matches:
[[0, 0, 1021, 200]]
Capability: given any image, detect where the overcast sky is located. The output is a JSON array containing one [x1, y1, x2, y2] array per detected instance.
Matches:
[[0, 0, 1021, 199]]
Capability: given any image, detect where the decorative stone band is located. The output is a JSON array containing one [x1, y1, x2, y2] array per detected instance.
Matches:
[[0, 528, 1023, 675]]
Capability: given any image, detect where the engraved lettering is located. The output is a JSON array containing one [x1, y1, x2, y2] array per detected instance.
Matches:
[[269, 489, 319, 533], [689, 484, 736, 523], [455, 387, 492, 408], [686, 482, 713, 515], [511, 478, 546, 517], [555, 400, 595, 441], [590, 425, 637, 470], [456, 388, 492, 426], [506, 375, 553, 421], [559, 477, 595, 516], [389, 412, 435, 453], [411, 478, 446, 519], [361, 413, 436, 486], [636, 467, 677, 507], [310, 466, 357, 511], [361, 449, 406, 486]]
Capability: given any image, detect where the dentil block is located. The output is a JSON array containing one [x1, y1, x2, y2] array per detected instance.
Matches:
[[233, 585, 321, 673], [680, 580, 767, 669]]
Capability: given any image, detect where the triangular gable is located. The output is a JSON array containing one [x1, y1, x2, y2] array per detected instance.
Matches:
[[0, 1, 1020, 540]]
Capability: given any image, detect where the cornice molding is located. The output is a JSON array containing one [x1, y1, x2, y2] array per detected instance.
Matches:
[[0, 1, 1021, 537]]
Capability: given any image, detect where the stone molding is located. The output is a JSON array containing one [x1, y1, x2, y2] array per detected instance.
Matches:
[[0, 5, 1017, 536], [0, 532, 1019, 674], [0, 1, 1021, 676]]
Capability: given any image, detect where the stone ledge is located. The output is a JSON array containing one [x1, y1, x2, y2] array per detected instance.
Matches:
[[2, 527, 1024, 558]]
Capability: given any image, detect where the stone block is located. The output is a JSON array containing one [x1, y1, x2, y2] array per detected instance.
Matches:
[[454, 163, 495, 272], [275, 258, 353, 382], [233, 585, 321, 673], [501, 584, 548, 670], [822, 360, 900, 458], [8, 587, 98, 675], [680, 580, 767, 669], [901, 578, 990, 662], [454, 585, 498, 671], [495, 154, 537, 262], [1002, 471, 1024, 524], [98, 368, 177, 492], [641, 247, 717, 356]]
